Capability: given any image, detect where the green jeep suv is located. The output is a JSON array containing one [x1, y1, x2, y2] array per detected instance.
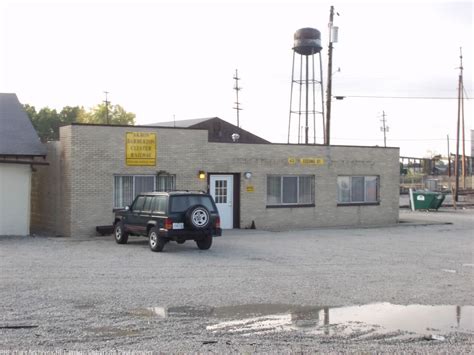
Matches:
[[113, 191, 222, 252]]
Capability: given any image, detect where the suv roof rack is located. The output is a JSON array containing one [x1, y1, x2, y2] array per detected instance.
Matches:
[[152, 189, 207, 194]]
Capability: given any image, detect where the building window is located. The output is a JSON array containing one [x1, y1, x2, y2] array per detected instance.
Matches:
[[214, 179, 228, 203], [267, 175, 315, 207], [114, 174, 176, 208], [156, 174, 176, 192], [337, 176, 379, 205], [114, 175, 155, 208]]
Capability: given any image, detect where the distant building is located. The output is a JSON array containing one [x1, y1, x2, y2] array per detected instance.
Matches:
[[0, 93, 47, 235], [147, 117, 270, 144]]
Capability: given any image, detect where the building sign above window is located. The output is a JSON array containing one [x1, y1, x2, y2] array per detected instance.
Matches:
[[288, 157, 325, 166], [126, 132, 156, 166]]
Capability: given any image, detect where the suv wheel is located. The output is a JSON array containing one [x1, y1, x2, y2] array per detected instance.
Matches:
[[185, 205, 210, 230], [196, 234, 212, 250], [114, 221, 128, 244], [149, 227, 166, 252]]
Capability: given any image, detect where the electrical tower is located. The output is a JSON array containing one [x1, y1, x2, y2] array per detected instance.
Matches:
[[233, 69, 242, 127]]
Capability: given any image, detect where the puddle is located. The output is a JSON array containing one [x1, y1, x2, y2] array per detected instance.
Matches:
[[130, 305, 212, 318], [206, 303, 474, 337], [85, 326, 141, 337], [134, 303, 474, 338], [442, 269, 457, 273]]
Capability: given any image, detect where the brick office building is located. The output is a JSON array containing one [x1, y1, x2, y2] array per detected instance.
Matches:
[[31, 121, 399, 238]]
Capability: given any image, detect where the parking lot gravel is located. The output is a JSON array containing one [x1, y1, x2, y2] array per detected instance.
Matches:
[[1, 208, 473, 353]]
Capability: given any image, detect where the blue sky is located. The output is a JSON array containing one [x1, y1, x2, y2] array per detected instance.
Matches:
[[0, 0, 472, 157]]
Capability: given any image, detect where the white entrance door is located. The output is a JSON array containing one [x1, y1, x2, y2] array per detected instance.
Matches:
[[210, 175, 234, 229]]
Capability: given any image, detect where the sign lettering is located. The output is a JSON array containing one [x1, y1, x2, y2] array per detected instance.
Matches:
[[126, 132, 156, 166]]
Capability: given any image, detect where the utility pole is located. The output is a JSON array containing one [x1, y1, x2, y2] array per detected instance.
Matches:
[[103, 91, 110, 125], [380, 110, 389, 147], [233, 69, 242, 128], [460, 58, 466, 189], [325, 5, 335, 145], [455, 48, 463, 202], [447, 134, 451, 178]]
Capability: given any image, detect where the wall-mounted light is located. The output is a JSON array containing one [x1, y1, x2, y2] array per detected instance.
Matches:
[[231, 133, 240, 142], [198, 170, 206, 179], [244, 172, 252, 180]]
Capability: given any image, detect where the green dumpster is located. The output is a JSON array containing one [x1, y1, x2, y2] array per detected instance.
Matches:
[[429, 193, 445, 210], [410, 190, 445, 210]]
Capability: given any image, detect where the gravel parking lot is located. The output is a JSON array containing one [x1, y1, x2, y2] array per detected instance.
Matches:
[[1, 208, 473, 353]]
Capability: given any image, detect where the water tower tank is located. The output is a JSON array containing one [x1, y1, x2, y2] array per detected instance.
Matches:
[[293, 28, 322, 55]]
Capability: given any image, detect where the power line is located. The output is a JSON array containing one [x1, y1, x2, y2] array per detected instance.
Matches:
[[334, 95, 474, 100], [463, 86, 470, 100], [290, 135, 473, 142]]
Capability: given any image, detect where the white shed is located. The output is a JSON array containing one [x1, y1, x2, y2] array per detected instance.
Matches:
[[0, 93, 47, 236]]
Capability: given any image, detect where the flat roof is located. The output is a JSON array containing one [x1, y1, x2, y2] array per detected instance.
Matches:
[[67, 123, 399, 150]]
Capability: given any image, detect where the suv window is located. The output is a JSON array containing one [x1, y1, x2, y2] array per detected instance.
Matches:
[[131, 196, 146, 211], [152, 196, 167, 213], [170, 195, 216, 213], [142, 196, 153, 212]]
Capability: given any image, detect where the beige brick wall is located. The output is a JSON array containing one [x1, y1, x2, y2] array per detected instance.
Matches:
[[60, 126, 73, 237], [34, 124, 399, 237], [31, 142, 61, 234], [203, 142, 399, 230]]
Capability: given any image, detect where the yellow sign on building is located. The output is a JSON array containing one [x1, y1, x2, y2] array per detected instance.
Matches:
[[288, 157, 325, 166], [126, 132, 156, 166], [300, 157, 325, 165]]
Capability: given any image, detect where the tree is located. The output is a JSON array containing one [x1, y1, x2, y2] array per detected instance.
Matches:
[[24, 102, 135, 142], [78, 103, 135, 125], [60, 106, 85, 125], [25, 105, 60, 142]]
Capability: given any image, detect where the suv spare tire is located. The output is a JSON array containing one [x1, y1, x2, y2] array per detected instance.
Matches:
[[185, 205, 210, 230]]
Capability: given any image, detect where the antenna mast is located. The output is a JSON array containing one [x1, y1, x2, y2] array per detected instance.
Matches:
[[103, 91, 110, 125], [233, 69, 243, 127], [380, 110, 389, 147]]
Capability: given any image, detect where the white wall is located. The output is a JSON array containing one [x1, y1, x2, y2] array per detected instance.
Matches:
[[0, 164, 31, 235]]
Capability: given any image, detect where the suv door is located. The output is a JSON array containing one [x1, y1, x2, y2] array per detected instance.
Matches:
[[151, 195, 167, 228], [138, 196, 154, 233], [127, 195, 147, 235]]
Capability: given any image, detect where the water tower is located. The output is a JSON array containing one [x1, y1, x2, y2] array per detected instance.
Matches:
[[287, 28, 325, 144]]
